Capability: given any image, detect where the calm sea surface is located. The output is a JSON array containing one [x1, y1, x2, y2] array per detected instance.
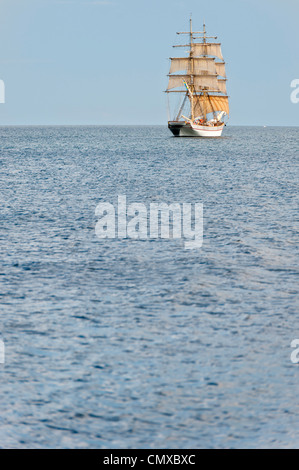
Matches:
[[0, 126, 298, 448]]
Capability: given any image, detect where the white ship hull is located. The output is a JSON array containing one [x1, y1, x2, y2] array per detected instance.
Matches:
[[168, 121, 224, 138]]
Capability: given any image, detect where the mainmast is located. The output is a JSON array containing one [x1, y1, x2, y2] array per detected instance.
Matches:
[[176, 17, 204, 121], [189, 17, 194, 121]]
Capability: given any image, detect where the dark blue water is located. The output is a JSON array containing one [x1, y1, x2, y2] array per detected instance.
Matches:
[[1, 126, 298, 448]]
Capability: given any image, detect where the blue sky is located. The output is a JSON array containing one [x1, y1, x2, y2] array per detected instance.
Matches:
[[0, 0, 298, 125]]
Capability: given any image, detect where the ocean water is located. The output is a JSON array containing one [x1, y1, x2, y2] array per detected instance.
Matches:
[[0, 125, 298, 449]]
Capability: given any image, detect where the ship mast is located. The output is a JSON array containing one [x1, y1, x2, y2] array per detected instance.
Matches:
[[202, 21, 207, 121], [176, 17, 206, 121], [189, 17, 194, 121]]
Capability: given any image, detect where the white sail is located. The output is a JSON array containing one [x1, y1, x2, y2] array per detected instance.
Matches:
[[169, 58, 190, 74], [192, 58, 217, 75], [169, 57, 217, 75], [215, 62, 226, 77], [167, 74, 220, 91], [167, 75, 188, 90], [192, 43, 224, 61], [193, 75, 219, 90], [217, 79, 227, 94]]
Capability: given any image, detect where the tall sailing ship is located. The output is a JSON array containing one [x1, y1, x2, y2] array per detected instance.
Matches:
[[166, 19, 229, 137]]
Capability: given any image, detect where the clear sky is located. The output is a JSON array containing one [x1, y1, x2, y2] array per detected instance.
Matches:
[[0, 0, 298, 125]]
